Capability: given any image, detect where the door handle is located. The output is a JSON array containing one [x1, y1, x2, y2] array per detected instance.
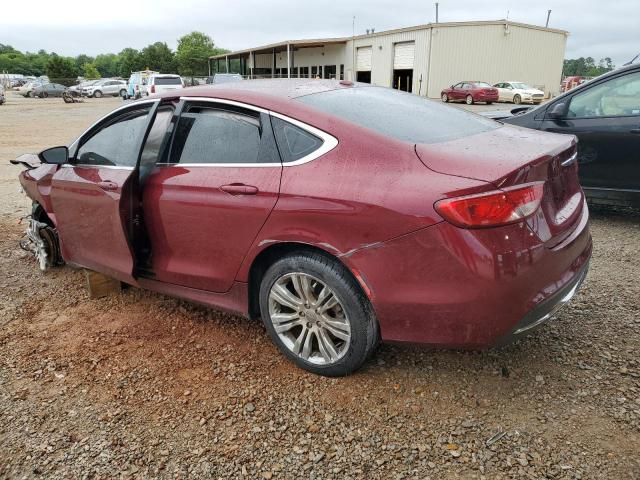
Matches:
[[220, 184, 259, 195], [630, 128, 640, 134], [97, 181, 118, 191]]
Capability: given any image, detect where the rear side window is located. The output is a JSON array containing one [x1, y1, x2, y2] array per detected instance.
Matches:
[[298, 86, 499, 144], [169, 104, 279, 165], [271, 117, 323, 163], [76, 107, 150, 167], [154, 77, 182, 85]]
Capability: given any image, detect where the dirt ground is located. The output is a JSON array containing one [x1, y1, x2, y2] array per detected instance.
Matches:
[[1, 92, 639, 479]]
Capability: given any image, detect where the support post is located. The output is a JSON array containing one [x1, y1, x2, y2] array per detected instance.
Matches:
[[287, 43, 291, 79], [226, 55, 229, 73]]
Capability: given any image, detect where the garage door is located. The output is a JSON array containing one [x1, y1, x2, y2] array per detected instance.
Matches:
[[356, 47, 372, 71], [393, 42, 415, 69]]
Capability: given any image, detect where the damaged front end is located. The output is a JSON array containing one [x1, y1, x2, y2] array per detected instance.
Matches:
[[19, 215, 64, 272]]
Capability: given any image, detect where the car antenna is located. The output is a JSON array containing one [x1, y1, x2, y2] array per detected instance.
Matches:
[[622, 53, 639, 66]]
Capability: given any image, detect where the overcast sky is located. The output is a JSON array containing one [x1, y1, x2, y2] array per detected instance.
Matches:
[[1, 0, 637, 66]]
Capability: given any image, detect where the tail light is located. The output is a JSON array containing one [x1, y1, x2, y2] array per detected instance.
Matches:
[[435, 182, 545, 228], [150, 85, 155, 93]]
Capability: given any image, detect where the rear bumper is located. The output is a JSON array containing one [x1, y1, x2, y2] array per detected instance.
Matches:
[[496, 260, 588, 345], [345, 202, 592, 347]]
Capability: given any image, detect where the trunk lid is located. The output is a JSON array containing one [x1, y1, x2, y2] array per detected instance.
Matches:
[[416, 125, 584, 246]]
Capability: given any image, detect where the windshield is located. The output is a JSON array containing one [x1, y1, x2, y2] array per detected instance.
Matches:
[[511, 82, 533, 90], [298, 86, 500, 144], [154, 77, 182, 85]]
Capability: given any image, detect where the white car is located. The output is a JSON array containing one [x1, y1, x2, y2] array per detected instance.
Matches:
[[146, 74, 184, 95], [493, 81, 545, 105], [82, 79, 127, 98], [17, 81, 43, 97]]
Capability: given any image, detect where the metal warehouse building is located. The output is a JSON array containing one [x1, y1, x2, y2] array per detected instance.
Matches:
[[210, 20, 568, 98]]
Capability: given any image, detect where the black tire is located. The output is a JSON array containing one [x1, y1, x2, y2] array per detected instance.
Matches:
[[42, 92, 48, 98], [93, 90, 103, 98], [486, 101, 493, 105], [27, 91, 33, 98], [441, 93, 449, 103], [119, 89, 127, 98], [513, 94, 522, 105], [466, 94, 474, 105], [259, 252, 379, 377]]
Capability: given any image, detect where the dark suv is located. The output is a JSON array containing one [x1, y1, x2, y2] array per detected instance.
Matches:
[[485, 64, 640, 208]]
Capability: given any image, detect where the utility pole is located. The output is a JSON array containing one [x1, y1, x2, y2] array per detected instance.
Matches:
[[351, 16, 356, 81], [545, 10, 552, 28], [435, 3, 439, 23]]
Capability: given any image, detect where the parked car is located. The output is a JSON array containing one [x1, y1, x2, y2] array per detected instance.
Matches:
[[32, 83, 67, 98], [125, 70, 158, 99], [82, 79, 127, 98], [441, 81, 499, 105], [13, 80, 591, 376], [0, 85, 5, 105], [147, 74, 183, 95], [493, 81, 545, 105], [206, 73, 244, 84], [561, 76, 587, 92], [69, 80, 99, 96], [483, 63, 640, 208], [18, 81, 42, 97]]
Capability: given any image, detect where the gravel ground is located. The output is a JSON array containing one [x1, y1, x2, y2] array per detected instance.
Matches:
[[1, 92, 639, 479]]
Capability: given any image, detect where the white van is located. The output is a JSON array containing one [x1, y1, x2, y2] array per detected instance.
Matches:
[[147, 74, 184, 95]]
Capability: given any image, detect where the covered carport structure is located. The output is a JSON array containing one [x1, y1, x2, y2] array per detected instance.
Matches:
[[209, 37, 348, 79]]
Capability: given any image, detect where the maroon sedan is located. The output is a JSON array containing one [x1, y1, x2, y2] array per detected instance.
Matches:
[[441, 81, 499, 105], [13, 80, 591, 376]]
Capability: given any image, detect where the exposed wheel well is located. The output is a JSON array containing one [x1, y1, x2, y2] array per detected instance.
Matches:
[[247, 242, 360, 321], [32, 203, 55, 228]]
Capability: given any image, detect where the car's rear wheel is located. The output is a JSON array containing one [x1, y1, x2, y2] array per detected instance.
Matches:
[[259, 252, 378, 377], [94, 90, 103, 98], [441, 93, 449, 102], [466, 95, 474, 105], [119, 89, 127, 98], [513, 94, 522, 105], [27, 91, 33, 98], [41, 92, 48, 98]]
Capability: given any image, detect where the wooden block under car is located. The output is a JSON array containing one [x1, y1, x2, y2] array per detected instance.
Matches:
[[84, 269, 121, 298]]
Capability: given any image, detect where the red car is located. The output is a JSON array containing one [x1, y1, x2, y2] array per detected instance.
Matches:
[[14, 80, 591, 377], [441, 81, 499, 105]]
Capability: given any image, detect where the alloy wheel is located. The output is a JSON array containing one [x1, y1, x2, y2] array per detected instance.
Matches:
[[466, 95, 473, 105], [268, 272, 351, 365], [441, 93, 448, 102]]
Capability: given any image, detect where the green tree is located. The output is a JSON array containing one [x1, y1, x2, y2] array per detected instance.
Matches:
[[176, 31, 217, 78], [83, 63, 101, 79], [117, 48, 143, 77], [46, 54, 78, 81], [563, 56, 614, 77], [94, 53, 119, 77], [140, 42, 176, 73], [75, 54, 94, 72]]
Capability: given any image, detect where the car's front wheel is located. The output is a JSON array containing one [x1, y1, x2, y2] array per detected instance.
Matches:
[[513, 94, 522, 105], [441, 93, 449, 102], [93, 90, 103, 98], [259, 252, 378, 377], [466, 95, 474, 105]]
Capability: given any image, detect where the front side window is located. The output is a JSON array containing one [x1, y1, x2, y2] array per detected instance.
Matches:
[[169, 105, 266, 164], [76, 107, 150, 167], [568, 71, 640, 118]]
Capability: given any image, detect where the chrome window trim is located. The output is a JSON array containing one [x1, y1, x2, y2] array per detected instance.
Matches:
[[165, 96, 339, 168], [61, 164, 134, 170]]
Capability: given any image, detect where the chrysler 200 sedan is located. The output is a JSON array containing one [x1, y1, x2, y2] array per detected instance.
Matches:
[[13, 80, 592, 376]]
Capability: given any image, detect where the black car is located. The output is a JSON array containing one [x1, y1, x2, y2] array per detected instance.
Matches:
[[483, 64, 640, 208]]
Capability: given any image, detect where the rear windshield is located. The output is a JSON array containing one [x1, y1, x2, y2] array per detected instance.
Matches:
[[298, 86, 499, 144], [154, 77, 181, 85]]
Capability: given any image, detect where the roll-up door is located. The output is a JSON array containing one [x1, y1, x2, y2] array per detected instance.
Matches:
[[356, 47, 372, 71], [393, 42, 415, 69]]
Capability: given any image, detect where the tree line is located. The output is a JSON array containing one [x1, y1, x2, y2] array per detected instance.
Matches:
[[0, 31, 229, 84], [563, 57, 615, 77]]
